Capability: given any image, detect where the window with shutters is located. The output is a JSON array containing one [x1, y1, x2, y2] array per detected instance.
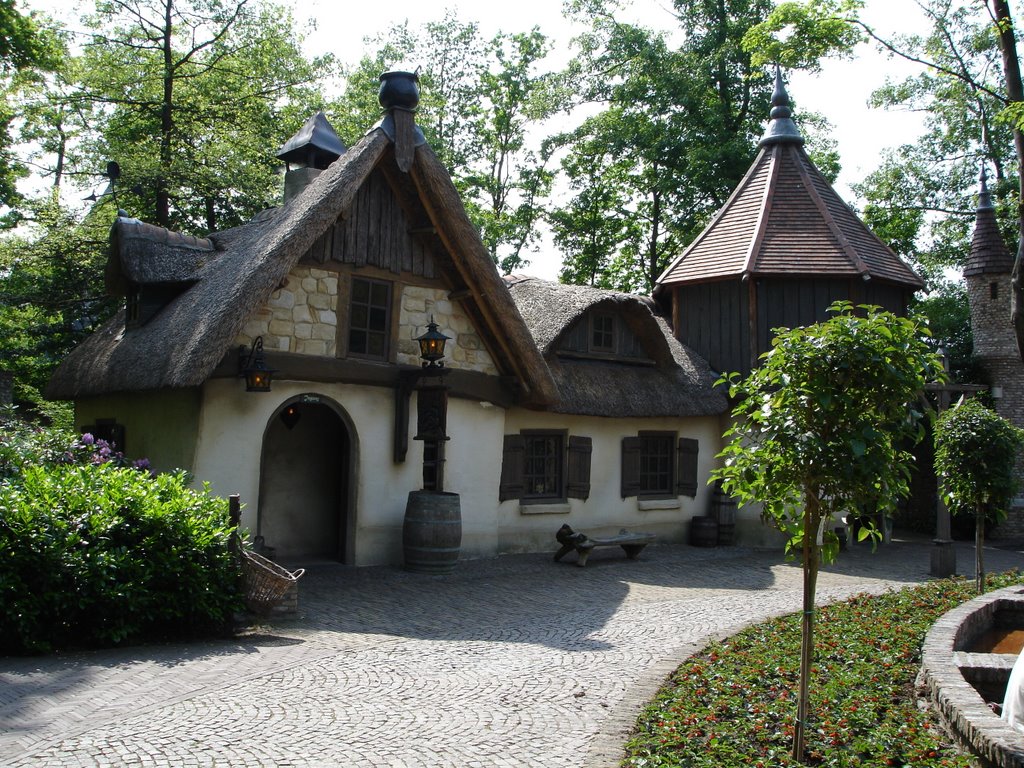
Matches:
[[621, 434, 699, 499], [499, 432, 592, 503]]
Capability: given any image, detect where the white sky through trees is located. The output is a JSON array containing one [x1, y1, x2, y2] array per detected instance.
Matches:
[[21, 0, 950, 278]]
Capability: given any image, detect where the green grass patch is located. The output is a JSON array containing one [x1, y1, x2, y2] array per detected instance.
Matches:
[[624, 572, 1024, 767]]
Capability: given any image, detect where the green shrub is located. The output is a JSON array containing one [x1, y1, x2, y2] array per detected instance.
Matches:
[[0, 464, 241, 653]]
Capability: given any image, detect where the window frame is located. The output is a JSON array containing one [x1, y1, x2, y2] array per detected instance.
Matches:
[[636, 430, 675, 498], [346, 275, 392, 361], [621, 434, 700, 499], [521, 429, 567, 502]]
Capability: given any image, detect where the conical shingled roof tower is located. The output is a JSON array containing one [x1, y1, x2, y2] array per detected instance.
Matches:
[[655, 69, 924, 375], [965, 166, 1020, 374]]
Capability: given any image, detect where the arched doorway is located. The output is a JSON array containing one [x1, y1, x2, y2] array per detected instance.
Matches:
[[257, 395, 356, 563]]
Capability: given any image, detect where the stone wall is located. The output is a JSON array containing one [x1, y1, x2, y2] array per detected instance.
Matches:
[[396, 285, 498, 375], [236, 268, 497, 375], [237, 266, 339, 356], [967, 277, 1018, 359], [967, 272, 1024, 541]]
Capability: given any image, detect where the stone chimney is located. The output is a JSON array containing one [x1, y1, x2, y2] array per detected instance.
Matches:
[[276, 111, 346, 203]]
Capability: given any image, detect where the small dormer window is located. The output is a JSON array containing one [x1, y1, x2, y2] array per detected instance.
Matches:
[[558, 310, 647, 361], [125, 285, 141, 328], [591, 313, 615, 352]]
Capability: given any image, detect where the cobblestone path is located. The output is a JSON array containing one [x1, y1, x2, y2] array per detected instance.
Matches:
[[3, 538, 1022, 767]]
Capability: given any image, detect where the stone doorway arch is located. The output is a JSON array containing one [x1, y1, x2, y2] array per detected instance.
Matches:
[[257, 394, 357, 563]]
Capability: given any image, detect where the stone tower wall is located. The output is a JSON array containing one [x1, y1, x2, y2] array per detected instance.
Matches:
[[967, 270, 1024, 539]]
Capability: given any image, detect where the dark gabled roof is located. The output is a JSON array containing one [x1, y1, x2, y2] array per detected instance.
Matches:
[[657, 72, 924, 291], [47, 125, 557, 406], [505, 277, 727, 418], [276, 111, 346, 167], [965, 168, 1014, 277]]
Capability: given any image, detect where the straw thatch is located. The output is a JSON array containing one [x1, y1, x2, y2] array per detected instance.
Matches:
[[105, 217, 215, 295], [505, 277, 727, 418], [47, 126, 557, 406]]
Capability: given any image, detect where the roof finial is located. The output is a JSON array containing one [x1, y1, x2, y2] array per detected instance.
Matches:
[[978, 161, 994, 211], [759, 66, 804, 147]]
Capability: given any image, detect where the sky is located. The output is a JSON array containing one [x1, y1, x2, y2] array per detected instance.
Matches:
[[281, 0, 933, 278], [21, 0, 951, 278]]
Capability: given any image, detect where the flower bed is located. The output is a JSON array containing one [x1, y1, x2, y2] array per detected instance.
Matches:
[[624, 573, 1024, 767]]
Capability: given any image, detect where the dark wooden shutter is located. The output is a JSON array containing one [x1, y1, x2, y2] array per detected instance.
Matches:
[[676, 437, 699, 497], [499, 434, 525, 501], [566, 436, 592, 500], [621, 436, 642, 498]]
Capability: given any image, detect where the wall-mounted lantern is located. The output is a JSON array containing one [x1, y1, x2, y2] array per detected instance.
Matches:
[[238, 336, 275, 392], [416, 317, 450, 368]]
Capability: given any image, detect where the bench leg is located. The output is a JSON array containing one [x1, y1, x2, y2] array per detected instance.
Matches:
[[576, 547, 591, 567], [554, 543, 574, 562], [621, 544, 646, 560]]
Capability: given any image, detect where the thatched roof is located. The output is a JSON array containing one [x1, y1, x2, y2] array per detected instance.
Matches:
[[505, 277, 727, 418], [47, 124, 557, 406], [105, 217, 215, 295]]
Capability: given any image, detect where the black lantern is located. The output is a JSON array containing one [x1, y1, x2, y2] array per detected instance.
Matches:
[[416, 317, 450, 367], [238, 336, 275, 392]]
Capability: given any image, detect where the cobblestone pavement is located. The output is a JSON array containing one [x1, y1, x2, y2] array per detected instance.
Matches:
[[3, 537, 1024, 767]]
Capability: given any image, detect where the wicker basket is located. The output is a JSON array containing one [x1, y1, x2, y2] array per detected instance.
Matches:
[[241, 548, 304, 614]]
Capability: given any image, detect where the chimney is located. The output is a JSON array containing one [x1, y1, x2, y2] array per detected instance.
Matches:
[[378, 70, 424, 173], [276, 111, 346, 203]]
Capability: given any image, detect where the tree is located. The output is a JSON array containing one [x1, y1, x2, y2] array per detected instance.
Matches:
[[333, 15, 561, 272], [712, 302, 939, 762], [0, 192, 116, 403], [68, 0, 333, 233], [551, 0, 845, 292], [0, 0, 60, 222], [935, 398, 1024, 593]]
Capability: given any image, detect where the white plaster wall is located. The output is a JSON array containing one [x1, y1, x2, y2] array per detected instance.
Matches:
[[193, 379, 416, 565], [437, 398, 506, 558], [498, 411, 724, 553], [190, 379, 509, 566]]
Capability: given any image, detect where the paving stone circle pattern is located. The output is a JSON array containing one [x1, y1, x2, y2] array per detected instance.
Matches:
[[3, 538, 1024, 767]]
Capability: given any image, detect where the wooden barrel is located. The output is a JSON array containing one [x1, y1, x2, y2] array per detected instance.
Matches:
[[403, 491, 462, 573], [711, 482, 737, 546], [690, 515, 718, 547]]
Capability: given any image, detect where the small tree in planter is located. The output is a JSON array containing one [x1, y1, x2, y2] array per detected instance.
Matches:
[[712, 302, 939, 762], [934, 398, 1024, 593]]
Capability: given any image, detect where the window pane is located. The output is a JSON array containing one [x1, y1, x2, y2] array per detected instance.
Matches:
[[367, 332, 386, 357], [352, 278, 369, 302], [371, 282, 389, 306], [638, 434, 673, 495], [349, 329, 367, 355], [369, 306, 387, 331], [523, 434, 563, 498], [350, 305, 368, 328]]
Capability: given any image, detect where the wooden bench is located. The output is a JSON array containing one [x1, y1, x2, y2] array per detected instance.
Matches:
[[554, 524, 655, 567]]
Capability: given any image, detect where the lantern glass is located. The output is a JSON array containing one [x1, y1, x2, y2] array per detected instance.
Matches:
[[240, 336, 274, 392], [416, 319, 449, 365]]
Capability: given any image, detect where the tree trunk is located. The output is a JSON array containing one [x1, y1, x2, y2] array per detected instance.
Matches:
[[793, 491, 821, 762], [988, 0, 1024, 359], [156, 0, 174, 228], [976, 502, 987, 594]]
